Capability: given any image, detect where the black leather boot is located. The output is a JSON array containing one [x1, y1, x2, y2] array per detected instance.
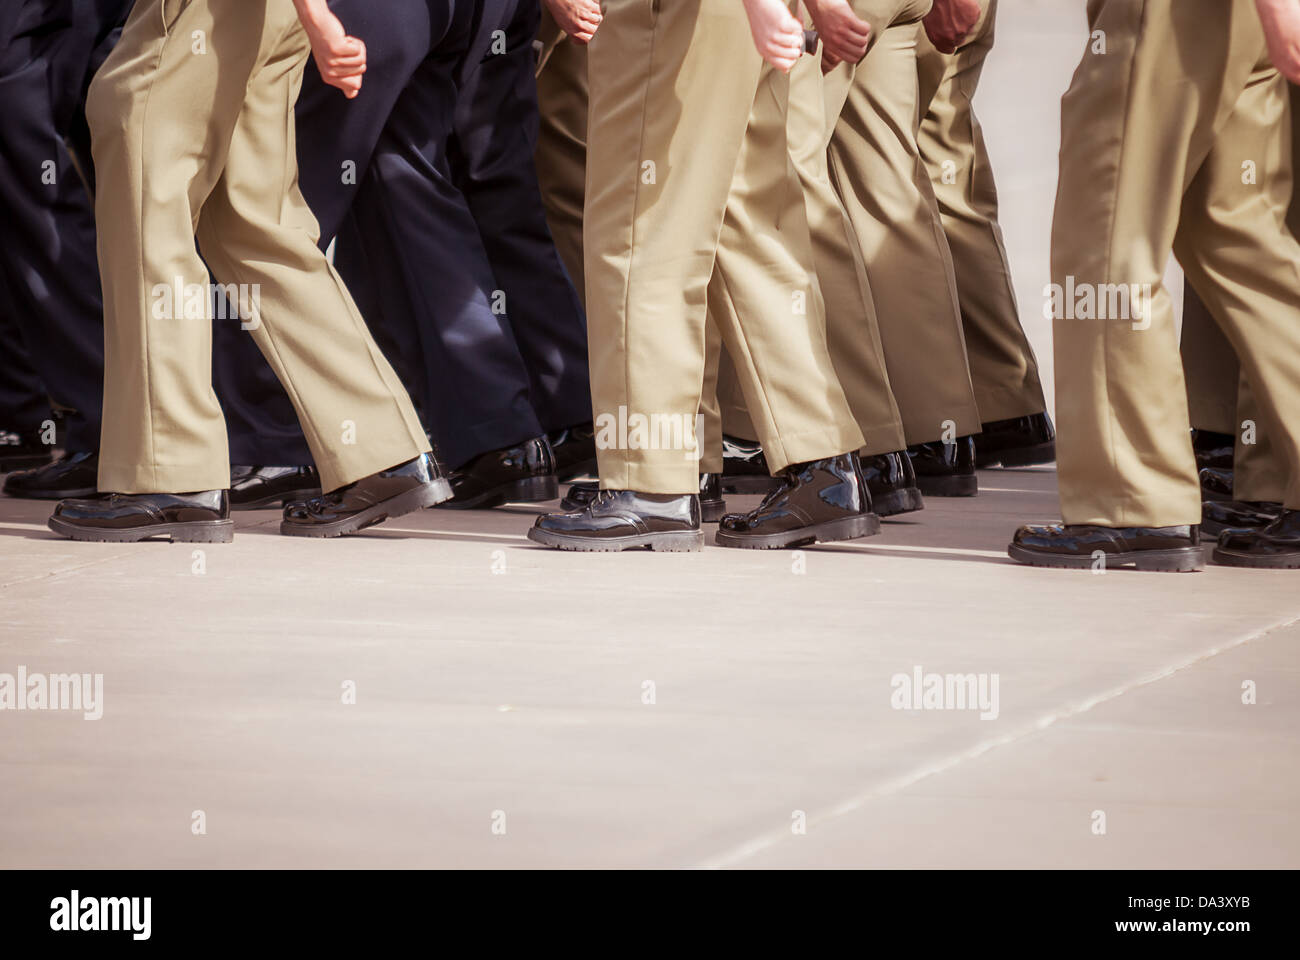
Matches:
[[562, 473, 727, 522], [1213, 509, 1300, 569], [4, 451, 99, 499], [907, 435, 978, 497], [229, 464, 321, 509], [860, 451, 924, 517], [715, 453, 880, 549], [1008, 523, 1204, 572], [1201, 499, 1283, 536], [440, 437, 558, 509], [975, 412, 1056, 468], [547, 423, 597, 481], [528, 490, 703, 552], [48, 490, 233, 543], [281, 453, 451, 537], [720, 435, 782, 494]]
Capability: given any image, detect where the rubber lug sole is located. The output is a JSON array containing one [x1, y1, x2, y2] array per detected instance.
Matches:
[[1211, 547, 1300, 569], [1007, 542, 1205, 572], [280, 478, 452, 537], [48, 516, 234, 543], [526, 526, 704, 552], [714, 512, 881, 550], [872, 486, 925, 518]]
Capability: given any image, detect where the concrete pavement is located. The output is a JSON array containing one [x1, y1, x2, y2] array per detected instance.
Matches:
[[2, 468, 1296, 868]]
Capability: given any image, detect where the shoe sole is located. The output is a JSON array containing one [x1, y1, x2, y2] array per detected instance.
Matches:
[[438, 474, 559, 510], [279, 478, 452, 537], [1211, 548, 1300, 569], [721, 475, 784, 495], [714, 513, 882, 550], [526, 526, 704, 552], [47, 516, 234, 544], [873, 486, 925, 518], [1007, 543, 1205, 572], [916, 474, 978, 497], [4, 485, 98, 500], [976, 441, 1056, 469], [230, 487, 322, 511]]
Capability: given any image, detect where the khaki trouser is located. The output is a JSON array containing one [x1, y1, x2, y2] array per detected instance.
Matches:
[[712, 40, 909, 460], [915, 0, 1047, 422], [1052, 0, 1300, 526], [1181, 83, 1300, 506], [87, 0, 428, 494], [535, 10, 588, 306], [826, 10, 983, 446], [584, 0, 863, 494]]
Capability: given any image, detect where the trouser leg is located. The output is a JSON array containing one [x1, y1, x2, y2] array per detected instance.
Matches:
[[827, 19, 981, 446], [452, 0, 591, 434], [585, 0, 861, 494], [1051, 0, 1298, 525], [90, 0, 428, 494], [915, 0, 1046, 422]]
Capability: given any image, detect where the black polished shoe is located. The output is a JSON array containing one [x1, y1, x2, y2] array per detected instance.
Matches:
[[1213, 509, 1300, 569], [715, 452, 881, 549], [975, 412, 1056, 468], [1201, 499, 1283, 536], [229, 464, 321, 510], [281, 452, 452, 537], [547, 423, 597, 481], [907, 435, 977, 497], [0, 428, 55, 473], [440, 437, 558, 509], [528, 489, 703, 552], [1192, 429, 1234, 471], [562, 473, 727, 522], [1199, 465, 1234, 502], [860, 450, 924, 517], [3, 451, 99, 499], [48, 490, 232, 543], [721, 434, 783, 494], [1008, 522, 1204, 572]]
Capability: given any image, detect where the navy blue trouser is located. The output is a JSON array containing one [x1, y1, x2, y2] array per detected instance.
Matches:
[[0, 0, 129, 453], [0, 308, 48, 436], [219, 0, 591, 472]]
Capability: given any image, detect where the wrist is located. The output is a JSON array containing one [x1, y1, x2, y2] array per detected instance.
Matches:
[[292, 0, 330, 34]]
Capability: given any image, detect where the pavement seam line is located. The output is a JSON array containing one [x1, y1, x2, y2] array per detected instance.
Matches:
[[1, 551, 140, 590], [699, 609, 1300, 868]]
